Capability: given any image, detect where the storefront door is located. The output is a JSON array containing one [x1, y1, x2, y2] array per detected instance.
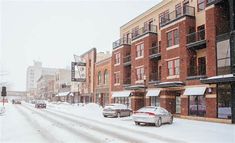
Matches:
[[189, 96, 206, 117]]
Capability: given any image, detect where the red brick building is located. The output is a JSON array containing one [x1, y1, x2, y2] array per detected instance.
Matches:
[[111, 0, 235, 123], [94, 56, 112, 107]]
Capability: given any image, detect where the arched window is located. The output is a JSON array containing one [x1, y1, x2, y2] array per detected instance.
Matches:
[[98, 71, 102, 85], [104, 69, 109, 84]]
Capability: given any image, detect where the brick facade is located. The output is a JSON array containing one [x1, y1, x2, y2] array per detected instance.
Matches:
[[111, 0, 233, 122], [94, 57, 112, 106]]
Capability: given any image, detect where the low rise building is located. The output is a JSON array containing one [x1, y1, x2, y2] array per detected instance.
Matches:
[[94, 55, 111, 107]]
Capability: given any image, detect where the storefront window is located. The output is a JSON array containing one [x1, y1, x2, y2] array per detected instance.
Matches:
[[150, 96, 160, 106], [189, 96, 206, 116], [114, 97, 130, 107], [218, 84, 232, 119]]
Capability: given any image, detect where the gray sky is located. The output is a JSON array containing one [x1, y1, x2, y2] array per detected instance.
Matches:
[[0, 0, 161, 91]]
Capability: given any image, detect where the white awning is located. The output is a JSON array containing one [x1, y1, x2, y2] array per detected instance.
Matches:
[[112, 91, 131, 98], [183, 87, 207, 96], [56, 92, 70, 97], [146, 89, 161, 97]]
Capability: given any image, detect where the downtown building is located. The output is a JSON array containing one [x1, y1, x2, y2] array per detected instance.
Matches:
[[111, 0, 235, 123], [26, 61, 58, 99], [94, 52, 111, 107]]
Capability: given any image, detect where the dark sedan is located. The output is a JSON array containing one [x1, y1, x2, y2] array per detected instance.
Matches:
[[103, 104, 132, 118]]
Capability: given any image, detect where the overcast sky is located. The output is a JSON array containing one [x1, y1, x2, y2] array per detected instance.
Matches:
[[0, 0, 161, 91]]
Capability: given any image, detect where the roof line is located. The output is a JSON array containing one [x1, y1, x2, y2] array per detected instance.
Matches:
[[120, 0, 171, 30]]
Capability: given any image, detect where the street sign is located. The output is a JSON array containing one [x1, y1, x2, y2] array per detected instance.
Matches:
[[1, 86, 7, 97], [71, 62, 86, 82]]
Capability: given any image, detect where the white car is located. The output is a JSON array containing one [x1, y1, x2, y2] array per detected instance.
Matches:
[[132, 106, 173, 127]]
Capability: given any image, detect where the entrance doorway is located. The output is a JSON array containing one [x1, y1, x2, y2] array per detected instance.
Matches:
[[189, 96, 206, 116]]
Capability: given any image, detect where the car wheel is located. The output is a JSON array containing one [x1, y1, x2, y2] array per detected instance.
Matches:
[[103, 115, 107, 118], [155, 118, 162, 127], [169, 116, 173, 124], [117, 112, 121, 118], [135, 122, 139, 125]]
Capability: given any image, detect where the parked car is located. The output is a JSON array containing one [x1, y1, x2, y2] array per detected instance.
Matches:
[[14, 99, 21, 104], [35, 100, 46, 108], [132, 106, 173, 127], [103, 104, 132, 118]]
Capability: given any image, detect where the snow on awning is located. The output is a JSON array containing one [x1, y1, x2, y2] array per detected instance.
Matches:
[[112, 91, 131, 98], [183, 87, 206, 96], [146, 89, 161, 97], [201, 74, 235, 84], [155, 81, 184, 88], [55, 92, 70, 97]]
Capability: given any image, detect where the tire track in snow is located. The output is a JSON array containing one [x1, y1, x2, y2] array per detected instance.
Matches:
[[15, 106, 60, 143], [47, 106, 187, 143], [23, 104, 146, 143], [20, 105, 105, 143]]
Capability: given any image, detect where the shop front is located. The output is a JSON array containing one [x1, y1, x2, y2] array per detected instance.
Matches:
[[146, 88, 161, 106], [184, 87, 207, 117], [112, 90, 132, 108]]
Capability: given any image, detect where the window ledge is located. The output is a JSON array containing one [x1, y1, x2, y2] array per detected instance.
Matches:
[[166, 44, 179, 51], [114, 83, 120, 86], [114, 63, 120, 66], [167, 75, 179, 79], [135, 56, 144, 60], [135, 80, 144, 84]]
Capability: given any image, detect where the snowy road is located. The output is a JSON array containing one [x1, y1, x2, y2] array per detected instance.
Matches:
[[1, 102, 235, 143]]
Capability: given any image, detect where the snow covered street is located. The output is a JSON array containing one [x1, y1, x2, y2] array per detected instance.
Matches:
[[0, 102, 235, 143]]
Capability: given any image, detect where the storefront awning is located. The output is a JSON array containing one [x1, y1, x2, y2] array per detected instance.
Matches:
[[201, 74, 235, 84], [146, 89, 161, 97], [112, 91, 131, 98], [56, 92, 73, 97], [183, 87, 206, 96], [125, 84, 147, 90], [155, 81, 185, 88]]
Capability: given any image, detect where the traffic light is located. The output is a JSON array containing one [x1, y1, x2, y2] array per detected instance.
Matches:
[[1, 86, 7, 97]]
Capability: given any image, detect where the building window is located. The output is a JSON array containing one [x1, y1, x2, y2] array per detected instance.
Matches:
[[132, 26, 139, 38], [114, 97, 131, 108], [136, 43, 144, 58], [114, 72, 120, 84], [136, 67, 144, 80], [104, 69, 109, 84], [150, 96, 160, 106], [217, 39, 231, 75], [167, 29, 179, 47], [98, 71, 101, 85], [175, 3, 182, 18], [198, 0, 205, 12], [159, 10, 169, 26], [167, 59, 180, 76], [114, 52, 120, 65], [218, 83, 232, 119]]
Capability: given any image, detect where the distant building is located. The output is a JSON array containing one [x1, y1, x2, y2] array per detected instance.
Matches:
[[36, 74, 55, 100], [26, 61, 57, 97], [54, 69, 73, 102]]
